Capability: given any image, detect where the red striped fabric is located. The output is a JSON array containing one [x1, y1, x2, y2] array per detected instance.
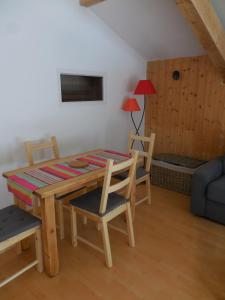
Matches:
[[78, 157, 106, 168], [8, 175, 38, 191], [89, 155, 107, 162], [8, 185, 32, 206], [40, 166, 72, 179], [25, 169, 62, 184], [7, 149, 130, 207], [55, 164, 83, 175], [105, 149, 130, 158]]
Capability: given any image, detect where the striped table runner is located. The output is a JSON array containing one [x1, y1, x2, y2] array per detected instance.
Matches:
[[7, 150, 130, 206]]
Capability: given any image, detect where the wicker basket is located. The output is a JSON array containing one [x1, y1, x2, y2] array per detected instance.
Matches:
[[151, 154, 206, 195]]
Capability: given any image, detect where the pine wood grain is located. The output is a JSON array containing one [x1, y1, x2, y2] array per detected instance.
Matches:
[[176, 0, 225, 80], [146, 55, 225, 160]]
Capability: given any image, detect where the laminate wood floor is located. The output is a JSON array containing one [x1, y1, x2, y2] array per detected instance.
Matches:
[[1, 185, 225, 300]]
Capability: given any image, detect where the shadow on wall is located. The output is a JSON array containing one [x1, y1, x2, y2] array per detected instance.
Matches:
[[0, 138, 26, 168], [0, 136, 58, 170], [60, 135, 105, 156], [127, 76, 141, 93]]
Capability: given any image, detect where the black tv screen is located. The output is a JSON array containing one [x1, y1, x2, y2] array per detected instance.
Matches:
[[60, 74, 103, 102]]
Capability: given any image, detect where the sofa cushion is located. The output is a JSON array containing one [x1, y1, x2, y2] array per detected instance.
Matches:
[[221, 155, 225, 174], [153, 153, 206, 169], [207, 176, 225, 205]]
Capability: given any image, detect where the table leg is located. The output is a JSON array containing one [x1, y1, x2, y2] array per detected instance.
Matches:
[[39, 195, 59, 277]]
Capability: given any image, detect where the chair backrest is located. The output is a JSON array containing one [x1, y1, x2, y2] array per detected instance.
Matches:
[[24, 136, 60, 166], [99, 151, 138, 215], [128, 131, 155, 172]]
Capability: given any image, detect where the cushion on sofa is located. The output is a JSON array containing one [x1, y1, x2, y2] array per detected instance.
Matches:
[[207, 176, 225, 205], [221, 155, 225, 174], [153, 153, 206, 169]]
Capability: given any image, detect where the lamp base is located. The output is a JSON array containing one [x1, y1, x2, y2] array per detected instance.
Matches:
[[130, 100, 146, 150]]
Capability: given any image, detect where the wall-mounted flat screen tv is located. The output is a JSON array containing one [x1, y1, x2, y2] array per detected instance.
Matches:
[[60, 74, 103, 102]]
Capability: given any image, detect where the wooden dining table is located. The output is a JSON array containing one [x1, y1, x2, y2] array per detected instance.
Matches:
[[3, 149, 136, 277]]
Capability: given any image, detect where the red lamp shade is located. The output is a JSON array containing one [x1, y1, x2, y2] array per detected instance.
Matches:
[[122, 98, 141, 112], [134, 80, 156, 95]]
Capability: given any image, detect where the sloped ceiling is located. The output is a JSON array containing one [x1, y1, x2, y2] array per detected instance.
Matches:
[[91, 0, 205, 60], [212, 0, 225, 27]]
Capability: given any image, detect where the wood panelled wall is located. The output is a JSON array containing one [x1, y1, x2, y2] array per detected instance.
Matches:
[[145, 55, 225, 160]]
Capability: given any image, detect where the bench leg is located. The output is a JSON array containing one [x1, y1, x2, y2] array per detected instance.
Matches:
[[71, 207, 78, 247]]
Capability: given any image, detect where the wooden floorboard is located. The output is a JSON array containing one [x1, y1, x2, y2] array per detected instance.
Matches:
[[1, 185, 225, 299]]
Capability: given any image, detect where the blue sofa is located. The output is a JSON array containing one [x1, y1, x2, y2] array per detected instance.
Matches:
[[191, 155, 225, 225]]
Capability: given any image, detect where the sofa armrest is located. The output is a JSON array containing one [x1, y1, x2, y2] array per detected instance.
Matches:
[[191, 160, 222, 216]]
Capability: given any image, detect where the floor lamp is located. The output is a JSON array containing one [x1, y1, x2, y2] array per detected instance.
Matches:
[[133, 80, 157, 149], [122, 97, 141, 130], [122, 97, 147, 150]]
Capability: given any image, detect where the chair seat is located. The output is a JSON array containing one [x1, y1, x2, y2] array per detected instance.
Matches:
[[70, 188, 128, 216], [0, 205, 41, 242], [115, 167, 149, 181], [207, 176, 225, 205]]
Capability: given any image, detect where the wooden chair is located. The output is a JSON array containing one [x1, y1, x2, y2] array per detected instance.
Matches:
[[24, 136, 66, 239], [24, 136, 88, 240], [0, 205, 43, 288], [116, 132, 155, 211], [70, 151, 138, 268], [24, 136, 60, 166], [129, 131, 155, 206]]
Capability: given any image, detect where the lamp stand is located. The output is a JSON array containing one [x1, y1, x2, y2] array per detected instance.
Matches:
[[130, 100, 146, 150]]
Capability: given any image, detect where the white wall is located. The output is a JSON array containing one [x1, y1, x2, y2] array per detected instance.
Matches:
[[0, 0, 145, 208], [92, 0, 205, 61], [212, 0, 225, 28]]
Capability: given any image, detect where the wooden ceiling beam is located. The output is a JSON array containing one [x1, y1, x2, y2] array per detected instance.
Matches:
[[80, 0, 105, 7], [176, 0, 225, 80]]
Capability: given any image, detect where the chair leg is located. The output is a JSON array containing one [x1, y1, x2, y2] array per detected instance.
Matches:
[[131, 179, 136, 221], [125, 203, 135, 247], [101, 221, 112, 268], [146, 176, 151, 205], [70, 207, 78, 247], [82, 216, 88, 225], [35, 228, 43, 272], [56, 201, 64, 240]]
